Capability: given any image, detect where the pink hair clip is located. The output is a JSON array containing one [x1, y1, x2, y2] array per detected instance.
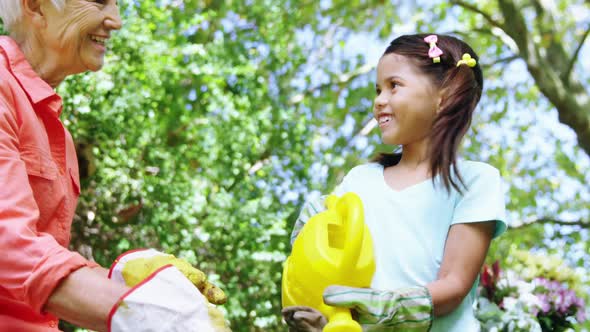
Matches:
[[424, 35, 443, 63]]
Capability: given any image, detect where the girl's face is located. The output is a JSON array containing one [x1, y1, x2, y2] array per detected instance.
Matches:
[[374, 53, 440, 146], [39, 0, 122, 74]]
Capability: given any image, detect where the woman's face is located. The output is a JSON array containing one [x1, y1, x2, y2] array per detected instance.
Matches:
[[40, 0, 122, 74], [373, 53, 440, 146]]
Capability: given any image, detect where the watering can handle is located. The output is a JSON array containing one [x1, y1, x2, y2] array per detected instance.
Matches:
[[332, 193, 365, 273]]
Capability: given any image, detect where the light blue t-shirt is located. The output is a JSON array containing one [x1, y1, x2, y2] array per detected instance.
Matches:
[[329, 161, 506, 332]]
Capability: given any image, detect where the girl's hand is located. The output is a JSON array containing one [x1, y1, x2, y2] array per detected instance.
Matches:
[[282, 306, 327, 332], [323, 285, 433, 330]]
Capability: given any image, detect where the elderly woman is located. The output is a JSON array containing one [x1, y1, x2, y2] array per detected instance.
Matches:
[[0, 1, 227, 331]]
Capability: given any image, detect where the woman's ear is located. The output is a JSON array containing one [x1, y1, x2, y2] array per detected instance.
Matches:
[[22, 0, 47, 28]]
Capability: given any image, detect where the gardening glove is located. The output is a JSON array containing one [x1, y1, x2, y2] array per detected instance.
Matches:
[[109, 249, 231, 332], [108, 264, 225, 332], [282, 306, 327, 332], [323, 285, 433, 331], [110, 248, 227, 304]]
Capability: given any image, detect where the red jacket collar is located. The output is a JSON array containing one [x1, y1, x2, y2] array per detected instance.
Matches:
[[0, 36, 62, 115]]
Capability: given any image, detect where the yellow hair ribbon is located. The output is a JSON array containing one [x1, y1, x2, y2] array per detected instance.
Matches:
[[456, 53, 477, 67]]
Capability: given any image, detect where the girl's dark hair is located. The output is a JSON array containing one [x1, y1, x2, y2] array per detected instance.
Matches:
[[373, 34, 483, 194]]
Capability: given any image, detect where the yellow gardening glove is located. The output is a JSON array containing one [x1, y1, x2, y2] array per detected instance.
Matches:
[[109, 249, 232, 331], [120, 251, 227, 305], [208, 304, 233, 332]]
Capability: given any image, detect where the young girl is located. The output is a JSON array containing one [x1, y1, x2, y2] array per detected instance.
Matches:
[[282, 34, 506, 331]]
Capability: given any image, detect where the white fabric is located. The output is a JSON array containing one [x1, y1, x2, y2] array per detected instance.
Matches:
[[293, 160, 506, 332], [109, 265, 215, 332]]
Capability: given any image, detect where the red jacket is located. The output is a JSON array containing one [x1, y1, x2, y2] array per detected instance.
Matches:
[[0, 36, 97, 331]]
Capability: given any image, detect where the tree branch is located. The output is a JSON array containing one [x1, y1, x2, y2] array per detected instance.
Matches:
[[530, 0, 571, 75], [444, 28, 496, 37], [289, 63, 374, 104], [564, 22, 590, 82], [450, 0, 505, 30], [493, 0, 590, 157], [226, 148, 272, 192], [496, 0, 532, 57], [511, 217, 589, 230], [481, 55, 520, 69]]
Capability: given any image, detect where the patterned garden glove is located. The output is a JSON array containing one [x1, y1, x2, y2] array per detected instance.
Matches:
[[323, 285, 433, 331], [282, 306, 327, 332]]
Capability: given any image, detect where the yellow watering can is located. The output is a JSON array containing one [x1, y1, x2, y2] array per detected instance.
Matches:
[[282, 192, 375, 332]]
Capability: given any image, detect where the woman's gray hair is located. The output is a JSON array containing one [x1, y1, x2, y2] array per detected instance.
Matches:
[[0, 0, 65, 32]]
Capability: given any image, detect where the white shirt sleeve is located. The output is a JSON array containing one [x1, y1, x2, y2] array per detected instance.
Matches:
[[451, 164, 506, 238]]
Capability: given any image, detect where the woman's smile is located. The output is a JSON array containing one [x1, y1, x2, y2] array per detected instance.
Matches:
[[89, 35, 108, 53]]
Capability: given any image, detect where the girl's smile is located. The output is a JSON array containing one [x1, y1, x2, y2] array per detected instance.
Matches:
[[377, 111, 394, 129]]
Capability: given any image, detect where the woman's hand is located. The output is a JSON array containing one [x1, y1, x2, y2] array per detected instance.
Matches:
[[112, 249, 226, 304], [109, 265, 224, 332]]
